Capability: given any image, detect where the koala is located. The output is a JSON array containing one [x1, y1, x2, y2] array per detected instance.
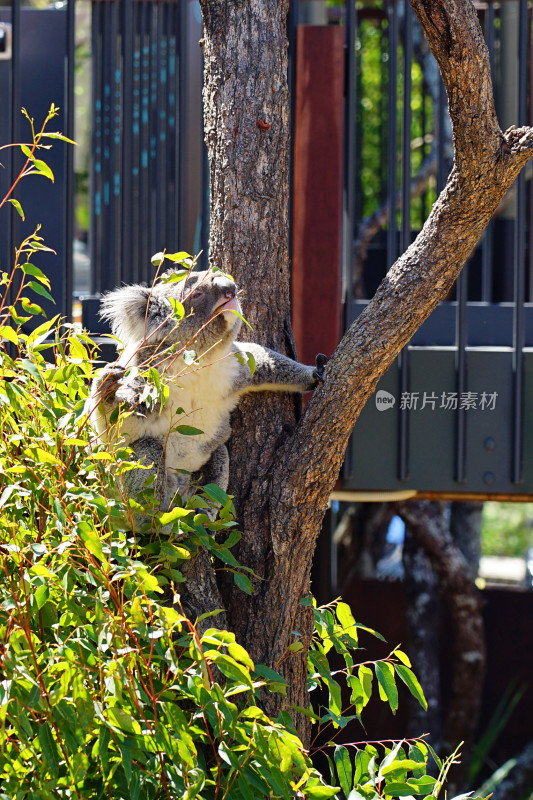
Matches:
[[86, 268, 327, 528]]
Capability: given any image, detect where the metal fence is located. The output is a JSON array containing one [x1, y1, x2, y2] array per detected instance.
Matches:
[[340, 0, 533, 498], [89, 0, 208, 295], [0, 0, 75, 322], [0, 0, 207, 331]]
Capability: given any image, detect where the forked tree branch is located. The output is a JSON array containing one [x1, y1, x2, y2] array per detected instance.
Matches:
[[258, 0, 533, 691], [198, 0, 533, 739]]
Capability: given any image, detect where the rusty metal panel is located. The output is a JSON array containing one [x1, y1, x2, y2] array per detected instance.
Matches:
[[291, 25, 344, 364]]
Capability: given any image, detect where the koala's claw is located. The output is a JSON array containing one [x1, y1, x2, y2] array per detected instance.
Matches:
[[97, 366, 148, 411], [96, 367, 127, 403], [312, 353, 329, 384]]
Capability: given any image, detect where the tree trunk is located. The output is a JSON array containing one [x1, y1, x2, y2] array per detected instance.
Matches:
[[199, 0, 314, 724], [402, 527, 443, 748], [398, 501, 486, 794], [199, 0, 533, 744], [450, 501, 483, 580]]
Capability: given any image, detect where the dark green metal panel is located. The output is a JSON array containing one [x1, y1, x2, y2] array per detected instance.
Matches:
[[346, 347, 533, 496]]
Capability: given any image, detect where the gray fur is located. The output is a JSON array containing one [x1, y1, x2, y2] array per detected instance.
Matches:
[[87, 269, 326, 528]]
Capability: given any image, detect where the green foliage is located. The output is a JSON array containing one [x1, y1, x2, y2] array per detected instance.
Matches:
[[0, 108, 474, 800], [481, 501, 533, 557], [302, 599, 464, 800], [0, 108, 337, 799], [355, 9, 436, 230], [306, 598, 427, 732], [467, 679, 527, 786]]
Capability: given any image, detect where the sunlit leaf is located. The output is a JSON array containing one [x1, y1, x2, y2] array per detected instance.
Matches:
[[334, 745, 353, 796], [375, 660, 398, 713], [8, 198, 24, 220], [395, 664, 428, 711]]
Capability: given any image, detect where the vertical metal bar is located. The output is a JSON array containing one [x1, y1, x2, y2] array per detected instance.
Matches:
[[170, 0, 180, 256], [420, 60, 427, 222], [149, 9, 158, 260], [156, 3, 166, 254], [386, 0, 398, 270], [400, 1, 412, 255], [152, 3, 161, 259], [398, 0, 412, 482], [454, 265, 468, 482], [166, 2, 176, 251], [63, 0, 75, 320], [178, 0, 188, 258], [105, 2, 118, 290], [453, 0, 474, 484], [113, 2, 121, 287], [387, 0, 402, 478], [353, 7, 362, 228], [140, 1, 150, 280], [90, 0, 102, 294], [512, 0, 528, 484], [131, 2, 141, 283], [162, 3, 170, 251], [481, 0, 495, 303], [343, 0, 357, 310], [380, 18, 388, 210], [121, 0, 134, 286], [480, 225, 494, 302], [9, 0, 21, 275], [160, 2, 167, 251]]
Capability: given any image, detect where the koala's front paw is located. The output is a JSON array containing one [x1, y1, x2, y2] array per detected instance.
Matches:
[[97, 366, 148, 411], [312, 353, 329, 385], [96, 367, 127, 405]]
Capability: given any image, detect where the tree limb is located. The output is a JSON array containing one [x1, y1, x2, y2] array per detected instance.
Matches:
[[199, 0, 533, 741], [256, 0, 533, 712]]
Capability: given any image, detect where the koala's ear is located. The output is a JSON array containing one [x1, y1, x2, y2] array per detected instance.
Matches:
[[99, 284, 151, 342]]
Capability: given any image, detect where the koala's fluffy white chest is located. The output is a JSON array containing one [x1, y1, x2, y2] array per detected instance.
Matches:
[[124, 353, 241, 474]]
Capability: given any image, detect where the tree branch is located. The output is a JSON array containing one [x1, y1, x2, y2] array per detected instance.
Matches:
[[198, 0, 533, 742], [258, 0, 533, 707]]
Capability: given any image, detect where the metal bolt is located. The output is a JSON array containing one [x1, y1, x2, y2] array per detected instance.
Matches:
[[483, 471, 495, 485], [483, 437, 496, 450]]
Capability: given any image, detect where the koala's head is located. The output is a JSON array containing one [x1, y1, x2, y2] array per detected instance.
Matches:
[[100, 269, 242, 362]]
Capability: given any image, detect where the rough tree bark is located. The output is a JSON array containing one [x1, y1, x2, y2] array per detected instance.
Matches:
[[400, 501, 483, 753], [401, 528, 443, 747], [398, 501, 486, 794], [198, 0, 533, 742]]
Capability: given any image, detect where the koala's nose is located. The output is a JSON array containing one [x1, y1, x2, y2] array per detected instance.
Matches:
[[213, 275, 237, 299]]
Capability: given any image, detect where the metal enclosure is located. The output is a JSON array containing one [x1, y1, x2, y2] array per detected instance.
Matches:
[[337, 0, 533, 500], [0, 6, 72, 323]]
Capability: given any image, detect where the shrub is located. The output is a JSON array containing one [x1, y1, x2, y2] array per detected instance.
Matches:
[[0, 108, 472, 800]]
